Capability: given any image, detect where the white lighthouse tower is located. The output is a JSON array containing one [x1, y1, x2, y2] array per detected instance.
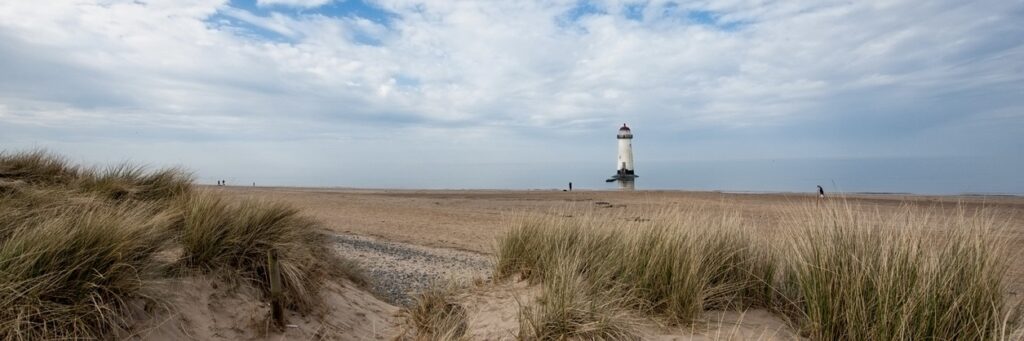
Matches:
[[608, 123, 636, 181]]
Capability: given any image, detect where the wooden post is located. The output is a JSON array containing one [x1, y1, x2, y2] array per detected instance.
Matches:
[[268, 249, 284, 327]]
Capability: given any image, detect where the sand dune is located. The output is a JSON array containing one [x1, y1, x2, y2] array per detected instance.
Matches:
[[129, 277, 398, 340]]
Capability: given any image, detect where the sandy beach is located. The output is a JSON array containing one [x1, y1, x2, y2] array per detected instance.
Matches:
[[198, 186, 1024, 339], [214, 186, 1024, 295], [215, 187, 1023, 245]]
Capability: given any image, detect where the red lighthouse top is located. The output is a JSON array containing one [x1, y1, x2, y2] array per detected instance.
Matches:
[[617, 123, 633, 139]]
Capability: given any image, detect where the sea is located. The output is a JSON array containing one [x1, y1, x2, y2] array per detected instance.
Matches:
[[216, 156, 1023, 196]]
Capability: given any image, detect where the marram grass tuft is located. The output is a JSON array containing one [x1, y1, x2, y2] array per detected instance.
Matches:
[[0, 149, 360, 339], [177, 191, 329, 312], [0, 199, 174, 339], [496, 202, 1022, 340]]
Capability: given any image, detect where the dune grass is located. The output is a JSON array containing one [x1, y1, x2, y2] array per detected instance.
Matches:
[[176, 192, 330, 311], [0, 196, 174, 339], [516, 258, 640, 340], [496, 208, 776, 323], [0, 150, 80, 186], [496, 203, 1022, 340], [77, 164, 193, 201], [0, 149, 353, 338], [398, 284, 469, 341], [0, 150, 194, 201], [781, 202, 1023, 340]]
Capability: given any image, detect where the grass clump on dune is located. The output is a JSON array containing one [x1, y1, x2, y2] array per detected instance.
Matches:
[[398, 284, 469, 341], [177, 192, 330, 311], [78, 164, 193, 201], [517, 258, 639, 340], [0, 150, 194, 201], [0, 149, 356, 338], [496, 208, 776, 323], [0, 150, 80, 186], [496, 203, 1022, 340], [781, 203, 1022, 340], [0, 197, 174, 339]]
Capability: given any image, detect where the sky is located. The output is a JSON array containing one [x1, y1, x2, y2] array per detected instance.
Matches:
[[0, 0, 1022, 191]]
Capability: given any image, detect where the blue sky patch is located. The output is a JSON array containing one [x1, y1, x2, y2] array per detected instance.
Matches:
[[228, 0, 396, 25], [684, 10, 746, 31], [623, 3, 645, 21], [650, 2, 747, 31], [393, 74, 420, 88], [558, 0, 607, 27], [206, 12, 296, 43], [208, 0, 397, 44]]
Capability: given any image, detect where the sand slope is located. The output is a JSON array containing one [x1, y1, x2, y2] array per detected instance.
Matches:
[[457, 281, 801, 340], [128, 276, 398, 340]]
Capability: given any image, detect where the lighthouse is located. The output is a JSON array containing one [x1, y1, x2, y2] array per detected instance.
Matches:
[[607, 123, 637, 182]]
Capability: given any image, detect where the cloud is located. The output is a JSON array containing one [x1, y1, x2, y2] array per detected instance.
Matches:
[[257, 0, 333, 8], [0, 0, 1021, 167]]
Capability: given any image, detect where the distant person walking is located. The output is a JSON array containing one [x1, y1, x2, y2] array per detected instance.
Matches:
[[569, 182, 573, 191], [817, 185, 825, 199]]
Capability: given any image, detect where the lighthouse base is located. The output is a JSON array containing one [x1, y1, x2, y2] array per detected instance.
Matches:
[[606, 170, 638, 182]]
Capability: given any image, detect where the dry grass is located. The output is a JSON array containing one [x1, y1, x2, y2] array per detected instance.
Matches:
[[398, 284, 469, 341], [0, 193, 175, 339], [0, 149, 358, 339], [176, 191, 330, 311], [516, 258, 640, 340], [780, 202, 1023, 340], [0, 150, 80, 186], [496, 202, 1023, 340], [77, 164, 192, 201], [496, 207, 776, 323], [0, 150, 193, 201]]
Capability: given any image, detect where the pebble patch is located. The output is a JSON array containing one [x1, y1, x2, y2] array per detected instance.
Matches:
[[331, 234, 491, 306]]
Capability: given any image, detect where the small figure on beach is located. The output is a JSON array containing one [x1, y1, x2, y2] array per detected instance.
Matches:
[[817, 185, 825, 199], [569, 182, 573, 191]]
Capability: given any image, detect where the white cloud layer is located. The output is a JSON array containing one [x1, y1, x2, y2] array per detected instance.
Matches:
[[0, 0, 1022, 183], [257, 0, 333, 8]]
